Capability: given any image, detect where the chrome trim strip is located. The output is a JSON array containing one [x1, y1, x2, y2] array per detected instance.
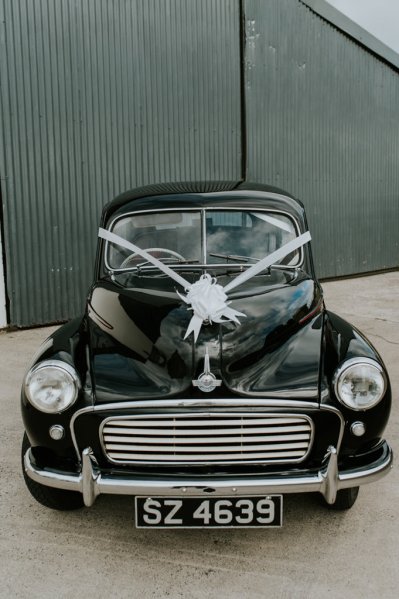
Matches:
[[76, 398, 321, 413], [23, 442, 393, 508], [99, 412, 314, 466], [321, 446, 339, 504], [201, 208, 207, 265], [81, 448, 99, 507], [226, 388, 320, 400], [70, 398, 345, 464], [70, 398, 321, 460]]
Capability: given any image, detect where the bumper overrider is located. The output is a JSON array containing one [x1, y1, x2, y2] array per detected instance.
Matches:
[[24, 441, 393, 507]]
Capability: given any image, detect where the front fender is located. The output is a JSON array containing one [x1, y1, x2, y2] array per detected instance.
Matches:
[[21, 316, 91, 464], [321, 311, 391, 455]]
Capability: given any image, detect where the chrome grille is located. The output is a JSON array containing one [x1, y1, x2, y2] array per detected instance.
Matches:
[[101, 413, 313, 465]]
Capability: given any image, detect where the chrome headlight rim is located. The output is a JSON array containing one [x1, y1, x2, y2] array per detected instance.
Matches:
[[333, 357, 387, 411], [24, 359, 81, 414]]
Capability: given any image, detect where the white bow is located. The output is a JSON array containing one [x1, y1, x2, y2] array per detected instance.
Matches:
[[177, 274, 245, 341]]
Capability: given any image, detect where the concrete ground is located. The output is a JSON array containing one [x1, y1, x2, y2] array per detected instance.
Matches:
[[0, 272, 398, 599]]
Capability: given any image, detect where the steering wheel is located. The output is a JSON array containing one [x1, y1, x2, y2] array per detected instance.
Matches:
[[120, 247, 186, 269]]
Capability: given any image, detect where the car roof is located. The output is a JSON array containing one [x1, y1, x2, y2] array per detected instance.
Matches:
[[101, 181, 304, 225]]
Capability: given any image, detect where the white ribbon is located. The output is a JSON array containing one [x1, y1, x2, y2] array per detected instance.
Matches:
[[250, 212, 293, 233], [99, 228, 190, 289], [99, 227, 311, 342], [223, 231, 311, 292]]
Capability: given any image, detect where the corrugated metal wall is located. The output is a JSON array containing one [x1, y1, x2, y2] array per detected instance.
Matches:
[[245, 0, 399, 278], [0, 0, 241, 326], [1, 0, 399, 325]]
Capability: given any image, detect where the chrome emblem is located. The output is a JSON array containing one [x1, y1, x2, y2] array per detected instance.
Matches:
[[192, 347, 222, 393]]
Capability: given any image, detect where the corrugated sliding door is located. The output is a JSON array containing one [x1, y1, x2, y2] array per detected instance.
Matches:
[[244, 0, 399, 278], [0, 0, 242, 325]]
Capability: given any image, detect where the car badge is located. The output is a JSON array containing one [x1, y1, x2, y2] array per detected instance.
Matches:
[[192, 347, 222, 393]]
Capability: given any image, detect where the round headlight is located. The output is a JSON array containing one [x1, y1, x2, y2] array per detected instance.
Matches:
[[24, 360, 80, 413], [333, 358, 386, 410]]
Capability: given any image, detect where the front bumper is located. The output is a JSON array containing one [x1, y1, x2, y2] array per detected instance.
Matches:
[[24, 441, 393, 507]]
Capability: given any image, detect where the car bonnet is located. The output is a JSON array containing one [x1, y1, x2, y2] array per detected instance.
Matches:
[[87, 270, 323, 404]]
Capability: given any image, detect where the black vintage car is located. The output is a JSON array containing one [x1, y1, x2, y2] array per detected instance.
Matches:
[[21, 181, 393, 527]]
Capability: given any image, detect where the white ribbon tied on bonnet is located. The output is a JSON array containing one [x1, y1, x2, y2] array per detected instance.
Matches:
[[98, 228, 311, 342], [177, 274, 245, 341]]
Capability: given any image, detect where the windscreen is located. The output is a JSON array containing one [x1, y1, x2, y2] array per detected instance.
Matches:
[[106, 209, 299, 270], [206, 211, 298, 265], [107, 211, 202, 269]]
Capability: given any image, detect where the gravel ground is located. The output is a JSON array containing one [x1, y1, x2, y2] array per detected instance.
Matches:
[[0, 272, 398, 599]]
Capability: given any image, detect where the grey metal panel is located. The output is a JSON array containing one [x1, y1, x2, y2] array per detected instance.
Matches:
[[2, 0, 399, 327], [245, 0, 399, 278], [301, 0, 399, 71], [0, 0, 241, 326]]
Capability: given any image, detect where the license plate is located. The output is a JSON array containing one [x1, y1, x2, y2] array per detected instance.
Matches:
[[135, 495, 283, 528]]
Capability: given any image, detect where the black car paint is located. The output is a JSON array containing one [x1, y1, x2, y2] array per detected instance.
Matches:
[[21, 182, 391, 479], [87, 270, 322, 402]]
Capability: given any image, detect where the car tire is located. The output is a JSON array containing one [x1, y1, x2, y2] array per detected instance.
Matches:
[[21, 433, 84, 511], [326, 487, 360, 510]]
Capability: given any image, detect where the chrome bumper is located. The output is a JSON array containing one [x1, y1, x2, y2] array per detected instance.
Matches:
[[24, 442, 393, 507]]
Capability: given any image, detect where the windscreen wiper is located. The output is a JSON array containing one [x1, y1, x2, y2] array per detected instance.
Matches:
[[136, 257, 199, 268], [208, 252, 259, 263]]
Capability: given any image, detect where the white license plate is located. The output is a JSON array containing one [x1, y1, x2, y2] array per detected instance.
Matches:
[[135, 495, 283, 528]]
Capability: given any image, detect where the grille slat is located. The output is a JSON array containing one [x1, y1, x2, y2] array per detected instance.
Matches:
[[103, 425, 311, 436], [105, 417, 306, 427], [105, 441, 309, 452], [104, 433, 310, 444], [106, 450, 307, 461], [101, 413, 313, 465]]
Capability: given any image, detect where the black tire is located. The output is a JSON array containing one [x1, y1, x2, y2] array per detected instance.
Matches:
[[21, 433, 84, 511], [326, 487, 359, 510]]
